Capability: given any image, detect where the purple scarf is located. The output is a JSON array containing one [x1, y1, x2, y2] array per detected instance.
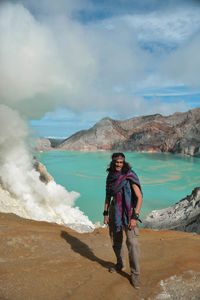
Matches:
[[106, 169, 142, 231]]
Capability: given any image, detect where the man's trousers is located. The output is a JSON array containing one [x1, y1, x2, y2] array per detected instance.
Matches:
[[109, 203, 140, 275]]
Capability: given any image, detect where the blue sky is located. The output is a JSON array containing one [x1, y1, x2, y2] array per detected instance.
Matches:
[[0, 0, 200, 137]]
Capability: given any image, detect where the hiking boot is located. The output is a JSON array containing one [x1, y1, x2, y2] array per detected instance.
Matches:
[[130, 274, 141, 289], [109, 264, 125, 273]]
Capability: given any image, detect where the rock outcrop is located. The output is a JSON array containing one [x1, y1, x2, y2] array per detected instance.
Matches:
[[144, 187, 200, 233], [0, 212, 200, 300], [59, 117, 127, 151], [35, 137, 53, 152], [33, 157, 54, 183], [58, 107, 200, 156]]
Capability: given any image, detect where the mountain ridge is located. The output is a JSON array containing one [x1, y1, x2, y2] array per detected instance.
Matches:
[[58, 107, 200, 156]]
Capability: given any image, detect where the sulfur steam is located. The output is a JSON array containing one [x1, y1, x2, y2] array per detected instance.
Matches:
[[0, 105, 94, 232]]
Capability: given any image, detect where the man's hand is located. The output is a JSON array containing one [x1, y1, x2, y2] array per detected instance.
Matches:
[[128, 219, 137, 230], [104, 216, 109, 225]]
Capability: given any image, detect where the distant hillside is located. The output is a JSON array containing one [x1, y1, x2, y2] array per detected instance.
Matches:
[[35, 138, 64, 152], [35, 137, 53, 152], [58, 107, 200, 157]]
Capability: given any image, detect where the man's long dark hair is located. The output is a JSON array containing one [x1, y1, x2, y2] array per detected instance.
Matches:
[[106, 152, 131, 174]]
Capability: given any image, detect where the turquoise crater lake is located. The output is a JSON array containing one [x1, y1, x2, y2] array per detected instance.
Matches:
[[35, 151, 200, 225]]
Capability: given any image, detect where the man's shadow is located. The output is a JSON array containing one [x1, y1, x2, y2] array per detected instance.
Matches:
[[61, 230, 129, 280]]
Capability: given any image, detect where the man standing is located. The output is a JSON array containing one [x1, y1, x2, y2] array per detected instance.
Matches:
[[103, 153, 143, 289]]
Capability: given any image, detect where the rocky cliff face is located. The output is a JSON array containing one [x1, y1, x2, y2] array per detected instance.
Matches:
[[33, 157, 54, 183], [58, 107, 200, 156], [59, 117, 127, 151], [144, 187, 200, 233], [35, 137, 55, 152]]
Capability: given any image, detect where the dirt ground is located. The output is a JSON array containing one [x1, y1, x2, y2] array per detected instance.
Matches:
[[0, 212, 200, 300]]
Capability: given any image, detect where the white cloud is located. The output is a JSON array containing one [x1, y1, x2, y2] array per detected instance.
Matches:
[[0, 1, 152, 119], [0, 2, 97, 117], [0, 3, 61, 102], [13, 0, 91, 18], [0, 1, 199, 121], [123, 7, 200, 48], [161, 35, 200, 88], [79, 92, 188, 118], [85, 18, 150, 88]]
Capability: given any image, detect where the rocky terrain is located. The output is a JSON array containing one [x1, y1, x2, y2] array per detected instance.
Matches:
[[33, 157, 54, 183], [144, 187, 200, 233], [58, 107, 200, 157], [35, 137, 53, 152], [0, 212, 200, 300]]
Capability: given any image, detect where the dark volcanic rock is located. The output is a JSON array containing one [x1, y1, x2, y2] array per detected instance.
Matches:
[[58, 107, 200, 156], [144, 187, 200, 234]]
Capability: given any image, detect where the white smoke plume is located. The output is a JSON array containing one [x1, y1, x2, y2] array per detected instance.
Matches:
[[0, 105, 94, 232], [0, 2, 96, 231]]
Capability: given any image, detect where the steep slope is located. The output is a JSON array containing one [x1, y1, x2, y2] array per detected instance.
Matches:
[[58, 117, 128, 151]]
